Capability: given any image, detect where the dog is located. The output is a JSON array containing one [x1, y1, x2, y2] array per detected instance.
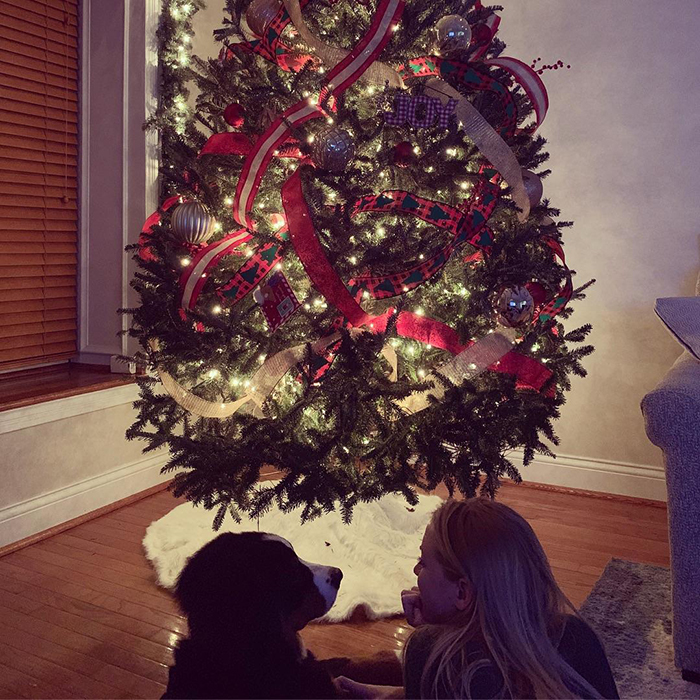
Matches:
[[162, 531, 343, 699]]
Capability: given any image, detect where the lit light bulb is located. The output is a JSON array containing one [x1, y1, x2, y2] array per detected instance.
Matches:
[[224, 197, 233, 205], [208, 369, 220, 378], [416, 307, 424, 316], [212, 305, 222, 314], [376, 226, 386, 235], [349, 255, 357, 264], [258, 354, 266, 362], [180, 257, 191, 266], [468, 363, 477, 370], [460, 182, 469, 190], [417, 369, 426, 378]]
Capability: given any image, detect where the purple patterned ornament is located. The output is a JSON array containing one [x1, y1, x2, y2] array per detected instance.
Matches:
[[384, 94, 456, 129]]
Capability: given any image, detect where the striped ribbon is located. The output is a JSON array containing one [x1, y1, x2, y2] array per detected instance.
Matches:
[[233, 0, 405, 228]]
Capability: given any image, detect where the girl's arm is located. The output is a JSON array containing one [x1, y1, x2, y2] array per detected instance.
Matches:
[[334, 677, 404, 699]]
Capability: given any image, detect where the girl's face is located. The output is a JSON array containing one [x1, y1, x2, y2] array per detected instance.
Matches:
[[414, 524, 471, 624]]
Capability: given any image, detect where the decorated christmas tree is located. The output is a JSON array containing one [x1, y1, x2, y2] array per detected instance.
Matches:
[[125, 0, 593, 526]]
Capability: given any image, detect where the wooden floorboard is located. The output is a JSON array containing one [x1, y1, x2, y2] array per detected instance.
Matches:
[[0, 482, 669, 698]]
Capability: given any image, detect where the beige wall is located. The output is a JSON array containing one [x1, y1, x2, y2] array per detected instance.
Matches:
[[495, 0, 699, 468]]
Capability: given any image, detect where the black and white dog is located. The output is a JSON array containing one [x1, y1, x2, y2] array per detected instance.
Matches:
[[162, 531, 343, 699]]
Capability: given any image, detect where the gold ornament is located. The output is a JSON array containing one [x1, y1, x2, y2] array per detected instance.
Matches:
[[495, 286, 535, 328], [245, 0, 281, 36], [311, 127, 355, 172], [171, 201, 216, 245], [435, 15, 472, 53]]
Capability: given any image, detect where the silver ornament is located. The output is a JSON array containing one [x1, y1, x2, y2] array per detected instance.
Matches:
[[436, 15, 472, 53], [311, 127, 355, 172], [521, 169, 544, 207], [245, 0, 281, 36], [171, 201, 216, 245], [495, 285, 535, 328]]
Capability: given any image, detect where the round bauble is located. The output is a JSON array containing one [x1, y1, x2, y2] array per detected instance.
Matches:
[[435, 15, 472, 53], [521, 169, 544, 207], [494, 285, 535, 328], [171, 201, 217, 245], [393, 141, 415, 168], [311, 127, 355, 172], [245, 0, 281, 36], [223, 102, 245, 128]]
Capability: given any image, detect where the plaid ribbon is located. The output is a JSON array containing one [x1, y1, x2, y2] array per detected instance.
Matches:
[[217, 240, 285, 306], [347, 168, 500, 299], [536, 237, 573, 324]]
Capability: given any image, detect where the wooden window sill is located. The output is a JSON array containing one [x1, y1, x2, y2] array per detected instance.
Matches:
[[0, 363, 136, 413]]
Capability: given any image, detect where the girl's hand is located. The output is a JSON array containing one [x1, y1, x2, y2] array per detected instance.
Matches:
[[334, 677, 403, 699], [401, 586, 425, 627]]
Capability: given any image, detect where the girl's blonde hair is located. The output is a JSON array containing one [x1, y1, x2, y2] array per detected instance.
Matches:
[[414, 498, 602, 699]]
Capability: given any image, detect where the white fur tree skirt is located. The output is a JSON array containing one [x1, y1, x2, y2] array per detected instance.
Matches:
[[143, 489, 443, 622]]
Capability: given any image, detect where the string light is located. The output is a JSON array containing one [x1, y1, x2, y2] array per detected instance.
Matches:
[[417, 369, 426, 378], [180, 257, 191, 266], [349, 255, 357, 264], [212, 305, 222, 314], [416, 307, 425, 316], [224, 197, 233, 205], [208, 369, 220, 378], [468, 363, 477, 370], [258, 354, 266, 362]]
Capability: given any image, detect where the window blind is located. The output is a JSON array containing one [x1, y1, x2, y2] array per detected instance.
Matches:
[[0, 0, 79, 371]]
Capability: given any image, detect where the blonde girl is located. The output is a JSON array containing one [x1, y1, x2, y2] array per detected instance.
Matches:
[[336, 498, 618, 699]]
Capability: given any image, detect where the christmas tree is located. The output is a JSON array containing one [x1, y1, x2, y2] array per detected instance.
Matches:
[[124, 0, 593, 527]]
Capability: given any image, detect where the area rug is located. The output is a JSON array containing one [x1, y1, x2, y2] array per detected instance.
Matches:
[[143, 489, 443, 621], [580, 558, 700, 699]]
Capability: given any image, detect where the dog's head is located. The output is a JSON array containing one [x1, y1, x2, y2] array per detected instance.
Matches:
[[174, 532, 342, 642]]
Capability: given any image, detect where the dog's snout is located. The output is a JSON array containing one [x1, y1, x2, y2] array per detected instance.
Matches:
[[328, 567, 343, 589]]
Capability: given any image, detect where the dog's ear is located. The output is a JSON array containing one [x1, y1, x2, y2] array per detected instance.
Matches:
[[175, 532, 285, 639]]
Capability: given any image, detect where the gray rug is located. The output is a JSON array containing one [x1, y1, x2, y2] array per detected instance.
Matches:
[[580, 558, 700, 699]]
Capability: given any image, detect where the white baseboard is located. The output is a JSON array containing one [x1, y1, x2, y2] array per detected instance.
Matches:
[[509, 450, 667, 502], [0, 451, 170, 548]]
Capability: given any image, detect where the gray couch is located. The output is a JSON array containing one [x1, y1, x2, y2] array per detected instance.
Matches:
[[642, 345, 700, 682]]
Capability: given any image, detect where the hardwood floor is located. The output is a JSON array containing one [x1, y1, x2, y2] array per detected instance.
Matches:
[[0, 483, 668, 699]]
